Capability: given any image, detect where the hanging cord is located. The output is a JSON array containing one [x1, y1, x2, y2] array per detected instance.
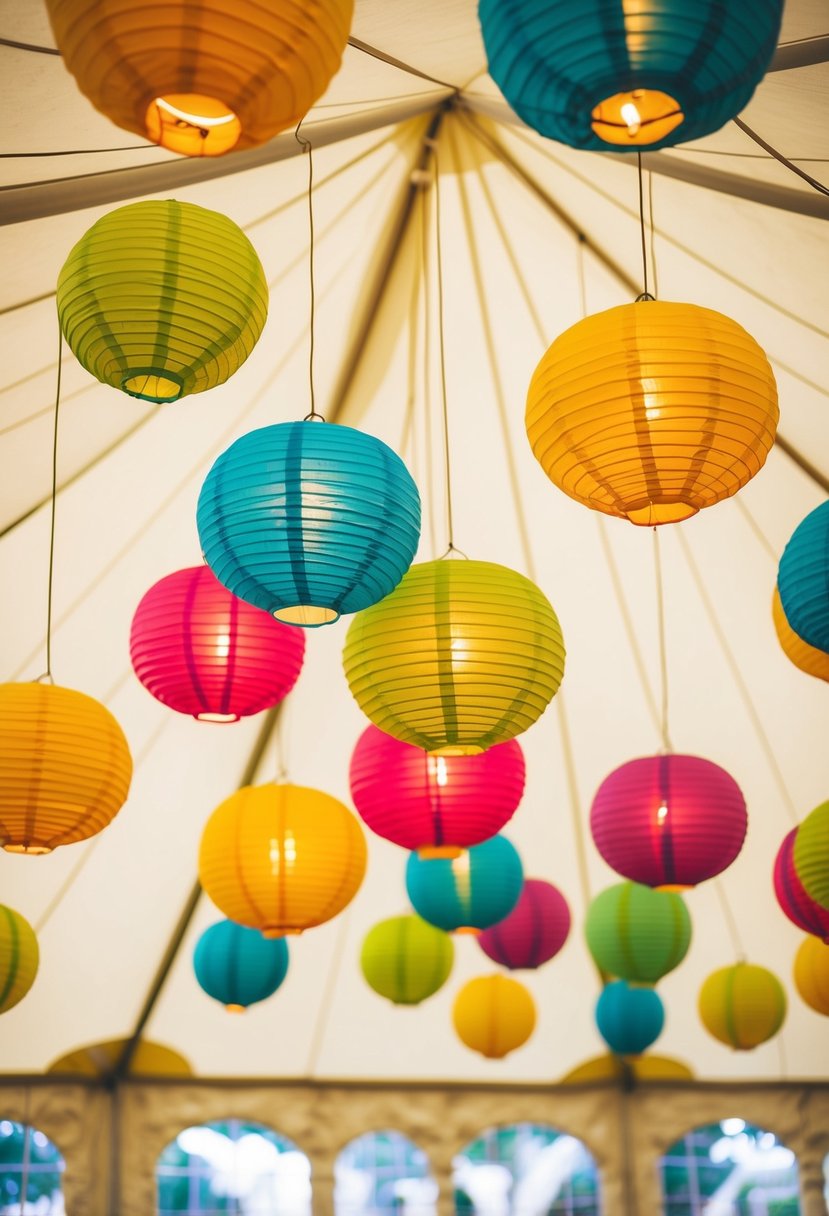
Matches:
[[713, 878, 746, 962], [430, 140, 457, 553], [295, 121, 322, 421], [636, 152, 652, 300], [647, 168, 660, 299], [652, 528, 673, 752], [576, 232, 588, 319], [418, 183, 440, 560], [40, 327, 64, 682]]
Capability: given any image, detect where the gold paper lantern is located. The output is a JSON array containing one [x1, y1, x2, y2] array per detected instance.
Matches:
[[526, 301, 778, 526], [698, 962, 786, 1050], [452, 974, 536, 1059], [0, 905, 39, 1014], [773, 588, 829, 683], [45, 0, 354, 156], [793, 935, 829, 1016]]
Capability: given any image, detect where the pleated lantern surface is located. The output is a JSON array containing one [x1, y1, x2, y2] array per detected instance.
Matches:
[[477, 878, 571, 970], [406, 835, 524, 935], [130, 566, 305, 722], [343, 559, 565, 753], [595, 980, 664, 1056], [453, 974, 536, 1059], [590, 753, 747, 890], [773, 829, 829, 943], [0, 683, 133, 854], [349, 726, 525, 857], [198, 421, 421, 627], [793, 936, 829, 1016], [193, 919, 289, 1011], [526, 301, 778, 526], [45, 0, 354, 157], [57, 200, 268, 404], [198, 783, 367, 936], [793, 801, 829, 911], [772, 588, 829, 684], [479, 0, 783, 151], [777, 501, 829, 655], [698, 963, 786, 1050], [0, 905, 39, 1015], [585, 881, 691, 985], [360, 915, 454, 1006]]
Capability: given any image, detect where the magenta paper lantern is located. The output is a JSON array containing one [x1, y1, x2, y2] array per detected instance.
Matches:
[[130, 566, 305, 722], [774, 828, 829, 943], [478, 878, 571, 970], [590, 754, 747, 889], [349, 725, 525, 857]]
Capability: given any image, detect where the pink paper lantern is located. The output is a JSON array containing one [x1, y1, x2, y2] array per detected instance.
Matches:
[[349, 725, 525, 857], [478, 878, 571, 969], [590, 754, 747, 889], [130, 566, 305, 722], [774, 828, 829, 942]]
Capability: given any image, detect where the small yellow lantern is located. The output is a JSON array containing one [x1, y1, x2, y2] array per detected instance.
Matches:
[[793, 935, 829, 1016], [452, 974, 536, 1059], [698, 962, 786, 1050]]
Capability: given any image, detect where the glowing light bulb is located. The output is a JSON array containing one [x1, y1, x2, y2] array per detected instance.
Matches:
[[621, 101, 642, 136], [657, 803, 668, 823], [435, 757, 449, 787], [214, 630, 230, 659], [153, 97, 237, 128]]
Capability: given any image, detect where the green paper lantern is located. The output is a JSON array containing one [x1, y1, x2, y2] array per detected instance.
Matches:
[[57, 199, 268, 403], [793, 801, 829, 912], [360, 914, 454, 1005], [585, 881, 691, 985]]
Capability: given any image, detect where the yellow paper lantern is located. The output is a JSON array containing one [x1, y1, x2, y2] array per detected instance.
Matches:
[[198, 783, 367, 936], [793, 935, 829, 1016], [526, 301, 778, 526], [773, 588, 829, 683], [698, 962, 786, 1050], [45, 0, 354, 156], [0, 683, 133, 854], [452, 974, 536, 1059], [343, 559, 565, 754], [0, 905, 39, 1014]]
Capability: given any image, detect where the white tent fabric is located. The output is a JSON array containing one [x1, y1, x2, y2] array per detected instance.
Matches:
[[0, 0, 827, 1084]]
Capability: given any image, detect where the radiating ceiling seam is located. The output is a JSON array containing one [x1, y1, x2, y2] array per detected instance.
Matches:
[[417, 176, 440, 560], [733, 498, 782, 562], [732, 117, 829, 198], [346, 35, 459, 91], [304, 905, 355, 1080]]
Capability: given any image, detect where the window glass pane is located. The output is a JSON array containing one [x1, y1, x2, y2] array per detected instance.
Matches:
[[336, 1130, 437, 1216], [658, 1121, 802, 1215], [454, 1123, 601, 1215], [0, 1120, 65, 1215]]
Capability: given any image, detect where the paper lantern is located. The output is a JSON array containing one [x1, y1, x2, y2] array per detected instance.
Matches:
[[57, 200, 268, 403], [344, 559, 565, 753], [699, 962, 786, 1050], [360, 915, 454, 1006], [477, 878, 570, 969], [0, 905, 39, 1014], [349, 726, 525, 857], [526, 301, 778, 526], [585, 881, 691, 985], [590, 754, 747, 889], [778, 501, 829, 654], [793, 936, 829, 1016], [479, 0, 783, 151], [198, 783, 367, 936], [793, 801, 829, 911], [193, 919, 289, 1011], [595, 980, 664, 1056], [773, 829, 829, 942], [0, 683, 133, 854], [198, 421, 421, 627], [46, 0, 354, 156], [772, 588, 829, 683], [453, 974, 536, 1058], [130, 566, 305, 722], [406, 835, 524, 934]]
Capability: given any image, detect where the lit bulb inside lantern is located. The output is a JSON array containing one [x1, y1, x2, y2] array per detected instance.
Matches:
[[268, 830, 297, 873], [215, 630, 230, 659], [657, 803, 668, 823], [435, 757, 449, 787], [621, 101, 642, 136], [153, 97, 238, 129]]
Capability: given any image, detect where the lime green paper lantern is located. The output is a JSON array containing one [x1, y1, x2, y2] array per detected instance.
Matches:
[[57, 200, 268, 403], [0, 905, 39, 1014], [360, 914, 454, 1005], [793, 801, 829, 911], [585, 881, 691, 985]]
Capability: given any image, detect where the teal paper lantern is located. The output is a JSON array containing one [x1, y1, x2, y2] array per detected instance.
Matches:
[[197, 420, 421, 627], [405, 834, 524, 934], [193, 919, 289, 1011], [777, 502, 829, 655], [596, 980, 665, 1056], [478, 0, 784, 152]]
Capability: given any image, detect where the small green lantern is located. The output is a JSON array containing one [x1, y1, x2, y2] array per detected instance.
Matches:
[[360, 915, 454, 1005], [585, 881, 691, 985]]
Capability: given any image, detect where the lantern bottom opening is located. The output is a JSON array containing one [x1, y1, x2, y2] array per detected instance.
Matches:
[[3, 842, 52, 855], [454, 926, 482, 936], [625, 501, 699, 526], [121, 369, 184, 403], [225, 1004, 246, 1014], [655, 883, 693, 893], [418, 845, 464, 859], [145, 94, 242, 157], [261, 926, 304, 939], [197, 712, 240, 724], [591, 89, 684, 147], [429, 744, 485, 756], [273, 604, 340, 627]]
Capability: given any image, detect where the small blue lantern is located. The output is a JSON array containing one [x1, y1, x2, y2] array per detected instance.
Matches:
[[193, 920, 289, 1011], [777, 501, 829, 655], [595, 979, 665, 1056], [478, 0, 784, 152], [405, 834, 524, 934], [197, 421, 421, 627]]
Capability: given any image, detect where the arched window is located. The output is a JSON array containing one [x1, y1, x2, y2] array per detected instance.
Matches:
[[659, 1119, 801, 1215], [156, 1119, 311, 1216], [335, 1130, 437, 1216], [0, 1119, 65, 1214], [454, 1123, 601, 1215]]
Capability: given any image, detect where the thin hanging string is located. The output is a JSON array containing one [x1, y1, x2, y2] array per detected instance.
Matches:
[[652, 528, 673, 752], [295, 121, 321, 421], [42, 326, 64, 682], [576, 233, 587, 319], [274, 703, 289, 783], [713, 878, 746, 961], [431, 140, 456, 553], [647, 169, 660, 299], [636, 152, 651, 299], [419, 184, 439, 561]]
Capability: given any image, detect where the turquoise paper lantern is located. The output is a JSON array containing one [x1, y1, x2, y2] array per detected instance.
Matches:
[[405, 834, 524, 934], [478, 0, 783, 152], [596, 980, 665, 1056], [197, 420, 421, 627], [777, 501, 829, 655], [193, 919, 289, 1011]]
